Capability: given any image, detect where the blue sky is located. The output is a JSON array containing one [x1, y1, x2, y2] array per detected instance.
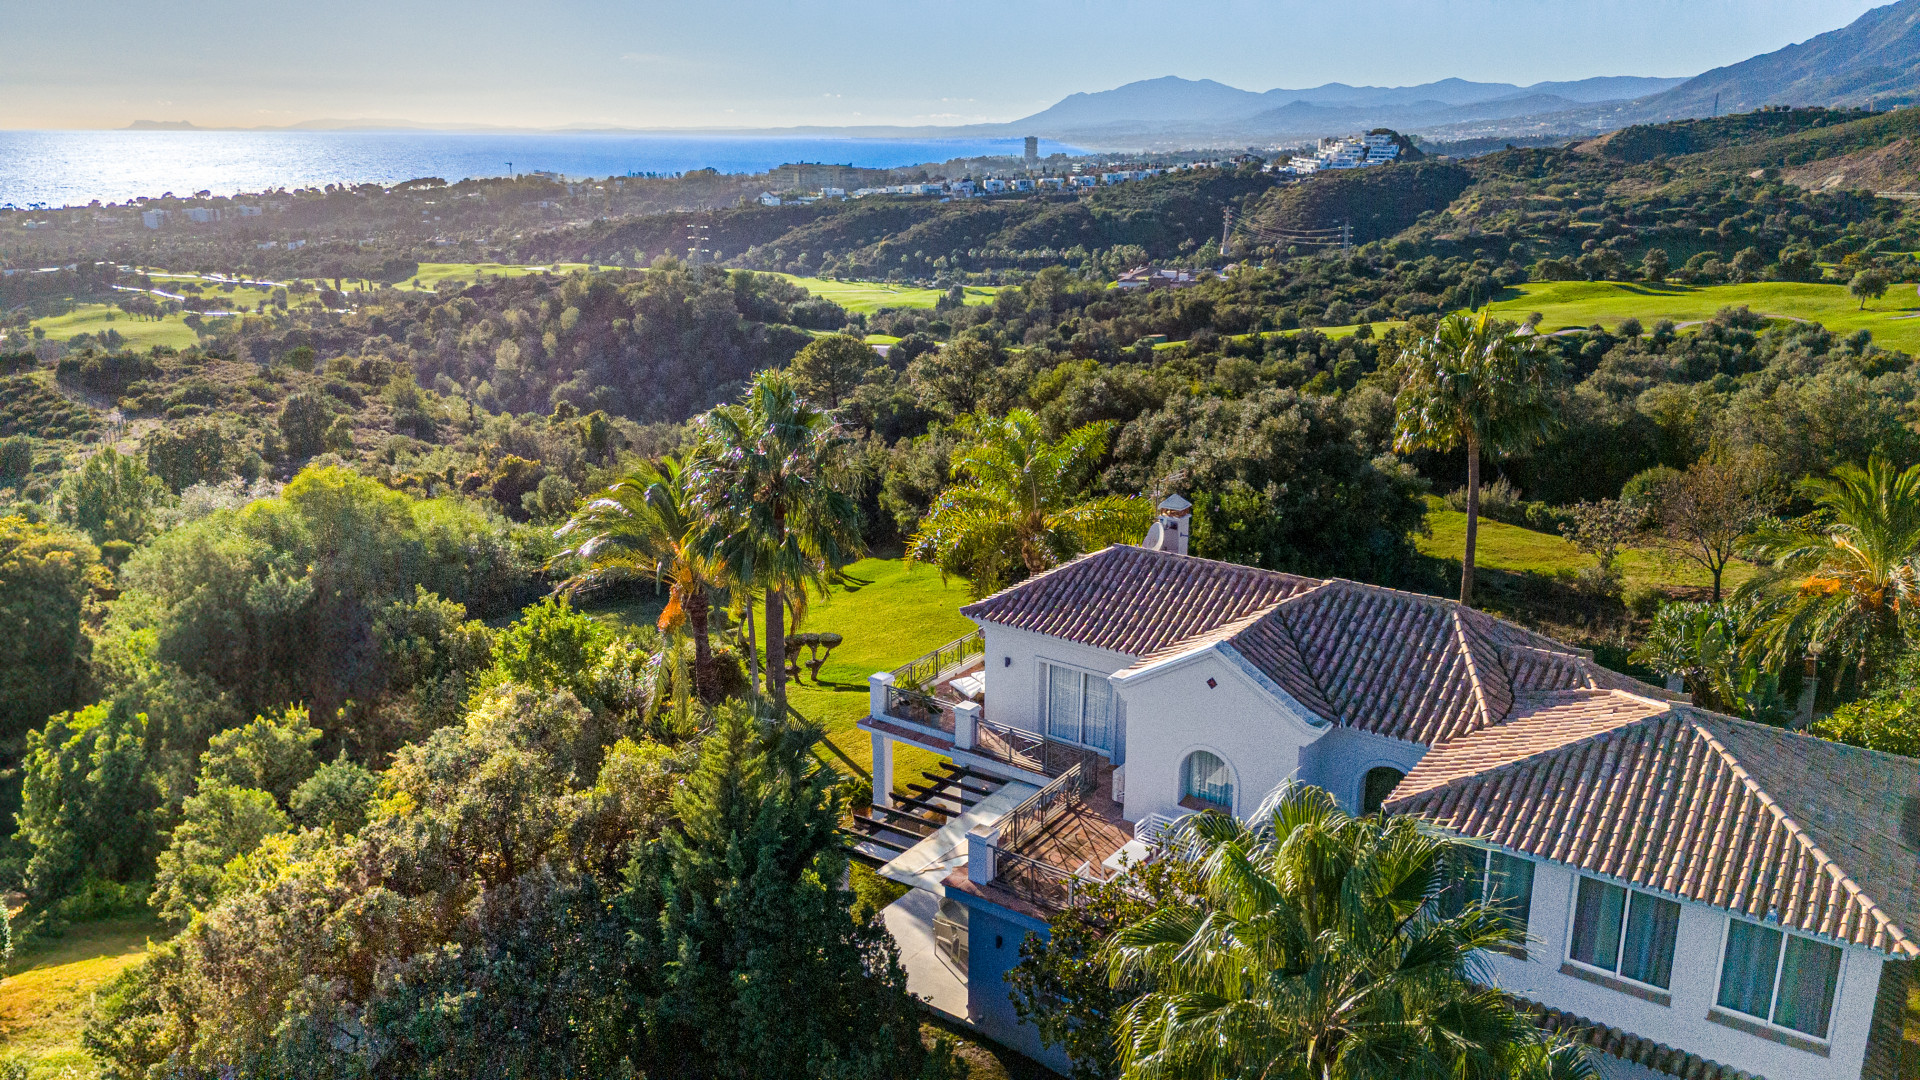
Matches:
[[0, 0, 1886, 129]]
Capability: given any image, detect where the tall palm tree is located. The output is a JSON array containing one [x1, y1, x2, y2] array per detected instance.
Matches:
[[690, 369, 863, 714], [907, 410, 1145, 594], [1738, 455, 1920, 695], [553, 456, 726, 704], [1393, 311, 1562, 606], [1106, 784, 1591, 1080]]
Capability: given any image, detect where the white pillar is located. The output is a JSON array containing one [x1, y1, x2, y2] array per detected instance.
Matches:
[[869, 670, 894, 719], [953, 700, 980, 751], [966, 824, 999, 885], [870, 730, 894, 809]]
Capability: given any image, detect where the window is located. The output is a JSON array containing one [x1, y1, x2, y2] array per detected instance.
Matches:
[[1180, 750, 1232, 811], [1361, 767, 1405, 813], [1717, 918, 1843, 1040], [1568, 877, 1680, 989], [1043, 663, 1116, 753], [1441, 847, 1536, 938]]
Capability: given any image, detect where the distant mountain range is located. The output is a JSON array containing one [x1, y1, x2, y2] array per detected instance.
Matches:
[[1008, 0, 1920, 148], [119, 0, 1920, 152]]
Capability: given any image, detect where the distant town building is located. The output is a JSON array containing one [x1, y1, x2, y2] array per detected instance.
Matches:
[[1023, 135, 1039, 170], [759, 192, 783, 206], [1115, 265, 1217, 290], [1283, 132, 1404, 176]]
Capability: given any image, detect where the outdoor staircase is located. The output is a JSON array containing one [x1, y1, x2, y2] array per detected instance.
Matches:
[[843, 762, 1004, 866]]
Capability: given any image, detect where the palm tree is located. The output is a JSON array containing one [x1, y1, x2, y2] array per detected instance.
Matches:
[[690, 369, 863, 714], [553, 456, 726, 704], [907, 410, 1145, 595], [1738, 455, 1920, 696], [1106, 784, 1591, 1080], [1393, 311, 1562, 606]]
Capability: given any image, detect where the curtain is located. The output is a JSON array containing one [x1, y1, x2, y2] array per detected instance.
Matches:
[[1620, 893, 1681, 989], [1772, 935, 1842, 1037], [1717, 919, 1784, 1018], [1181, 751, 1231, 809], [1045, 664, 1081, 742], [1570, 878, 1626, 971], [1082, 675, 1114, 752]]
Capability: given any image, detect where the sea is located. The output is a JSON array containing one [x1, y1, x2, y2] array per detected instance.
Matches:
[[0, 130, 1084, 208]]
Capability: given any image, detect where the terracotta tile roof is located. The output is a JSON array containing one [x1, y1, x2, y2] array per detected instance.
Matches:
[[960, 545, 1317, 657], [984, 548, 1670, 747], [1388, 707, 1920, 958], [1519, 1001, 1755, 1080], [1389, 689, 1670, 800]]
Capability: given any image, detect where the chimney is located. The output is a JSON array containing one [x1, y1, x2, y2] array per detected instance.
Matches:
[[1793, 651, 1820, 731], [1142, 494, 1192, 555]]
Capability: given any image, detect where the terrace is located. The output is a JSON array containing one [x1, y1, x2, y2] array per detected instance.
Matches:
[[866, 630, 1102, 782], [948, 758, 1142, 915]]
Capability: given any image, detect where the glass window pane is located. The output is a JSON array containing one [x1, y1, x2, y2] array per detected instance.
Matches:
[[1435, 848, 1484, 920], [1570, 878, 1626, 972], [1620, 893, 1681, 989], [1181, 751, 1231, 809], [1082, 675, 1114, 752], [1487, 852, 1535, 935], [1772, 936, 1842, 1038], [1045, 665, 1081, 742], [1717, 919, 1784, 1019]]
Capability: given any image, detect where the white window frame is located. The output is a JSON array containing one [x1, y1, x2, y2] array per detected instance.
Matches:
[[1036, 658, 1117, 755], [1456, 842, 1535, 944], [1711, 916, 1846, 1044], [1562, 876, 1681, 993]]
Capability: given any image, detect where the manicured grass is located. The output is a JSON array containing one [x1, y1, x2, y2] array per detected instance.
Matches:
[[391, 261, 598, 291], [1418, 509, 1753, 595], [1484, 280, 1920, 352], [771, 275, 1001, 315], [0, 915, 162, 1078], [30, 304, 198, 348], [783, 558, 977, 788]]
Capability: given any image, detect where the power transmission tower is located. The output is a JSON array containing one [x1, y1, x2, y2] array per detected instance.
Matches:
[[1220, 207, 1234, 259], [1342, 220, 1352, 254], [686, 222, 710, 264]]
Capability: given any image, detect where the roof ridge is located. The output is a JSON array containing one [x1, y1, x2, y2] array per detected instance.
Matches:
[[1681, 711, 1917, 957], [1402, 693, 1677, 798], [1449, 607, 1502, 728], [1323, 576, 1576, 652]]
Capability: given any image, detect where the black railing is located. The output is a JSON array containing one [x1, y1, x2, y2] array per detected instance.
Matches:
[[882, 683, 954, 734], [891, 629, 985, 691], [992, 846, 1085, 911], [999, 761, 1094, 853], [974, 716, 1099, 778]]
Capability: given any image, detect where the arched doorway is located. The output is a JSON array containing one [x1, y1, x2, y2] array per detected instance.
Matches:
[[1362, 766, 1406, 813]]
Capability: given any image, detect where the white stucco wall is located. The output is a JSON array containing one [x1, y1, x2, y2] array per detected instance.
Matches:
[[1488, 858, 1882, 1080], [1110, 644, 1330, 824], [977, 621, 1135, 749], [1299, 723, 1428, 814]]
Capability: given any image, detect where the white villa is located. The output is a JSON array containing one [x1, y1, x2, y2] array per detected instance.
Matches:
[[858, 497, 1915, 1080]]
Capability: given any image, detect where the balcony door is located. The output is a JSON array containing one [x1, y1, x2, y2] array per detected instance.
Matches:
[[1043, 662, 1117, 755]]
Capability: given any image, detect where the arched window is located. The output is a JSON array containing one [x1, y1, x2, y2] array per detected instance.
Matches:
[[1362, 766, 1406, 813], [1180, 750, 1233, 811]]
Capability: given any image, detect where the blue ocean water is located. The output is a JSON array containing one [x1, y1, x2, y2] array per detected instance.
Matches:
[[0, 130, 1083, 208]]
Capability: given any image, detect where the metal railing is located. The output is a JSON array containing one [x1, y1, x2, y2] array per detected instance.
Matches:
[[974, 716, 1099, 778], [891, 629, 984, 691], [992, 846, 1086, 911], [882, 683, 955, 734], [998, 761, 1094, 853]]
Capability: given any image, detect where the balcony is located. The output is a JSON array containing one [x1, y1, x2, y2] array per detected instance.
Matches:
[[954, 759, 1137, 913], [868, 630, 1099, 782]]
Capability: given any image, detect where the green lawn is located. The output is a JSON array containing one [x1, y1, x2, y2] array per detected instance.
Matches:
[[30, 304, 198, 348], [1485, 280, 1920, 352], [0, 915, 162, 1078], [1418, 509, 1752, 595], [771, 275, 1002, 315], [391, 261, 599, 291], [783, 558, 978, 789]]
